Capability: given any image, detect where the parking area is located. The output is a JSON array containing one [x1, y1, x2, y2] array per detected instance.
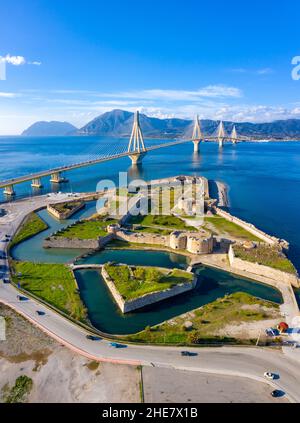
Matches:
[[142, 367, 289, 403]]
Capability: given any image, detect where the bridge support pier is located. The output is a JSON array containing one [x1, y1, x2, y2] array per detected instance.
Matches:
[[192, 139, 201, 153], [218, 137, 224, 148], [31, 178, 43, 188], [129, 152, 146, 165], [50, 172, 68, 184], [3, 185, 15, 196]]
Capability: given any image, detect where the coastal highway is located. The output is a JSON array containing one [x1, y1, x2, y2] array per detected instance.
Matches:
[[1, 194, 300, 402]]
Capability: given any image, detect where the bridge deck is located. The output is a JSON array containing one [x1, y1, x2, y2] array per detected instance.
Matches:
[[0, 136, 247, 188]]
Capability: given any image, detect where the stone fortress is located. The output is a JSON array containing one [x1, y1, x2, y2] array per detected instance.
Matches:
[[44, 175, 299, 290]]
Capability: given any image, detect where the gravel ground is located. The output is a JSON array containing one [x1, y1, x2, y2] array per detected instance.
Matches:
[[0, 304, 140, 403]]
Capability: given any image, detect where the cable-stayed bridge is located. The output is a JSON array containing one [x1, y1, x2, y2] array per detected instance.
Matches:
[[0, 112, 248, 195]]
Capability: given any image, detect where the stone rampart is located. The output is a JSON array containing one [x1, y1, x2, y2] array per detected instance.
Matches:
[[101, 266, 197, 313], [215, 207, 289, 248], [228, 245, 299, 288]]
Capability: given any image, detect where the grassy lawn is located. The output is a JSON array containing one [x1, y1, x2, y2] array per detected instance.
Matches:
[[233, 244, 297, 274], [11, 261, 87, 321], [204, 216, 261, 241], [55, 216, 118, 239], [10, 213, 48, 248], [104, 264, 193, 300], [125, 292, 279, 345], [129, 214, 195, 231], [132, 226, 172, 235]]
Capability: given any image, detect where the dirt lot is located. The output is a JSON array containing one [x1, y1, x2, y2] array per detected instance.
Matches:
[[0, 304, 140, 403]]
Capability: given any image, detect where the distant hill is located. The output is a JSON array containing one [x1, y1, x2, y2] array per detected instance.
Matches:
[[77, 110, 300, 140], [22, 111, 300, 139], [22, 121, 77, 136]]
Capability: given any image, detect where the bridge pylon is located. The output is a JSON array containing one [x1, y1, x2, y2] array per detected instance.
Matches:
[[50, 172, 68, 184], [217, 121, 226, 148], [4, 184, 15, 196], [31, 177, 43, 188], [127, 111, 146, 165], [231, 125, 238, 144], [192, 115, 202, 153]]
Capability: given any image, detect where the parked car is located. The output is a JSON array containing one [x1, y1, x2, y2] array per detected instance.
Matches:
[[109, 342, 127, 348], [17, 295, 28, 301], [264, 372, 275, 380], [86, 335, 102, 341], [271, 389, 285, 398], [181, 351, 198, 357]]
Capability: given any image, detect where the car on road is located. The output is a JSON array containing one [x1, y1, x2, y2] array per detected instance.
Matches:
[[86, 335, 102, 341], [36, 310, 46, 316], [264, 372, 276, 380], [181, 351, 198, 357], [109, 342, 127, 348], [17, 295, 29, 301], [271, 389, 285, 398]]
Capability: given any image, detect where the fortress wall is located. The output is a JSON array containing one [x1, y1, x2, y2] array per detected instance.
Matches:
[[115, 230, 170, 246], [215, 207, 288, 247], [47, 202, 85, 220], [228, 245, 299, 288], [43, 233, 114, 250], [101, 266, 197, 313]]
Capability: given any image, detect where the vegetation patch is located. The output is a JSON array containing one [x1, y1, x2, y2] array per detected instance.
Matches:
[[124, 292, 279, 345], [10, 212, 48, 248], [104, 264, 193, 301], [233, 244, 297, 274], [128, 214, 195, 231], [204, 216, 261, 241], [11, 261, 87, 321], [4, 375, 33, 403], [55, 216, 118, 239], [132, 225, 172, 235]]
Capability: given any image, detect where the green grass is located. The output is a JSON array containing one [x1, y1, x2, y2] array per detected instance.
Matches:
[[55, 216, 118, 239], [104, 264, 193, 301], [10, 212, 48, 248], [233, 244, 297, 274], [128, 214, 195, 231], [204, 216, 261, 241], [132, 226, 172, 235], [125, 292, 279, 345], [11, 261, 87, 321], [5, 375, 33, 403]]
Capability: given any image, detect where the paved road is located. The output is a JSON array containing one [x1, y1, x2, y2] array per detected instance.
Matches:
[[1, 194, 300, 402]]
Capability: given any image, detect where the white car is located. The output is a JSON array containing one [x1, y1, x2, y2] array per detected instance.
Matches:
[[264, 372, 275, 380]]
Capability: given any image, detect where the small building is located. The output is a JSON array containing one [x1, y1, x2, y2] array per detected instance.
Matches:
[[277, 322, 289, 334]]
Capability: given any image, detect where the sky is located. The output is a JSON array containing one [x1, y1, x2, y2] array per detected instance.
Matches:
[[0, 0, 300, 134]]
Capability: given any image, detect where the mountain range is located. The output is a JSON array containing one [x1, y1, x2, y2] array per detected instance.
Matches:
[[22, 121, 77, 136], [22, 110, 300, 140]]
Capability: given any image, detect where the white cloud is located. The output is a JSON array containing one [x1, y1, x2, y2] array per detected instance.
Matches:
[[28, 61, 42, 66], [256, 68, 273, 75], [97, 85, 243, 101], [1, 54, 26, 65], [0, 92, 19, 98], [0, 54, 41, 66]]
